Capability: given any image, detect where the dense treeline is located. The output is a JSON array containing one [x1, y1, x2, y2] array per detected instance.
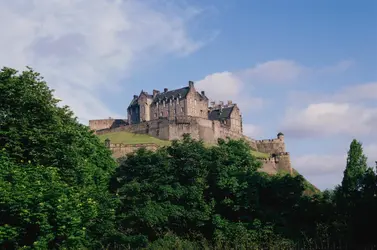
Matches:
[[1, 67, 377, 249]]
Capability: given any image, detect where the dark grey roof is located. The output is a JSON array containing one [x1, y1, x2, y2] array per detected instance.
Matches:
[[128, 91, 153, 108], [152, 87, 190, 104], [208, 105, 234, 120], [128, 98, 138, 107]]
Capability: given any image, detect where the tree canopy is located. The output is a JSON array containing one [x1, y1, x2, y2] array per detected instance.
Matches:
[[1, 67, 377, 249]]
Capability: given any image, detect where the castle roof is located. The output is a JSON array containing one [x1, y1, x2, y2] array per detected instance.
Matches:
[[128, 85, 207, 107], [208, 105, 235, 120], [128, 91, 153, 107], [152, 87, 190, 104]]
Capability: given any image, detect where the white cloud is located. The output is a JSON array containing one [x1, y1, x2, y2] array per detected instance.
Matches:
[[242, 60, 307, 83], [282, 102, 377, 138], [288, 81, 377, 106], [242, 124, 263, 138], [292, 154, 347, 176], [365, 144, 377, 167], [318, 60, 355, 74], [195, 71, 264, 113], [293, 141, 377, 190], [195, 59, 353, 118], [336, 82, 377, 102], [0, 0, 212, 123], [196, 71, 243, 100]]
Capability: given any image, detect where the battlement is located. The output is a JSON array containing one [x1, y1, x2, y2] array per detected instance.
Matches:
[[260, 157, 277, 163], [256, 138, 282, 143], [275, 152, 290, 156], [209, 100, 236, 109]]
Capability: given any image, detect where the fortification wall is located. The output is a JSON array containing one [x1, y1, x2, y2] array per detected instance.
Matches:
[[109, 143, 159, 158], [95, 118, 171, 140], [95, 116, 261, 148], [106, 140, 286, 175], [258, 158, 278, 174], [89, 119, 124, 131], [255, 138, 286, 154], [275, 152, 292, 174]]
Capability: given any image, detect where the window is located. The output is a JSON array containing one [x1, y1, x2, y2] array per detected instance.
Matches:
[[154, 113, 157, 118], [163, 101, 166, 107], [194, 100, 197, 106], [181, 107, 184, 112], [160, 112, 163, 116], [200, 110, 203, 115]]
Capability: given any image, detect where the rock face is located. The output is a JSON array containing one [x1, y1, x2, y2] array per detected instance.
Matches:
[[90, 80, 292, 174]]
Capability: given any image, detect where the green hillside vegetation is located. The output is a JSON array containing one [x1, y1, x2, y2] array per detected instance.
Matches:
[[98, 131, 171, 146], [97, 131, 270, 158], [4, 67, 377, 249]]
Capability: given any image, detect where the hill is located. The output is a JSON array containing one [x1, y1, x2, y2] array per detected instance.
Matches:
[[97, 131, 270, 158]]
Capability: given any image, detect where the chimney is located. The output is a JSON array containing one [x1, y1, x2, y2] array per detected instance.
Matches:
[[133, 95, 138, 99], [227, 100, 232, 105], [153, 89, 160, 97], [188, 81, 194, 88], [201, 90, 205, 96], [164, 88, 168, 93]]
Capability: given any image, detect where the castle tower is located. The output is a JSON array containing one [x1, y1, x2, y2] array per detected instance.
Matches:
[[277, 132, 284, 141]]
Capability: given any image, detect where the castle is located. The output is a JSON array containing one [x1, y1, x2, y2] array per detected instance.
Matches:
[[89, 81, 292, 174]]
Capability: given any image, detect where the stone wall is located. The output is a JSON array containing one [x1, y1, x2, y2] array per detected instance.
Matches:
[[89, 118, 128, 131], [185, 86, 208, 118], [255, 138, 286, 154], [106, 141, 287, 175], [109, 143, 159, 158], [229, 104, 242, 134], [96, 118, 171, 140], [258, 158, 278, 174], [95, 116, 257, 146], [275, 152, 292, 174]]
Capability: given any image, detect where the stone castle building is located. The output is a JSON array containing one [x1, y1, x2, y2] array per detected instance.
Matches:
[[127, 81, 242, 134], [89, 81, 292, 175]]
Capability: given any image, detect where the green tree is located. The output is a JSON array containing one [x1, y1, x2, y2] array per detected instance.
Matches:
[[341, 139, 368, 194], [0, 67, 118, 249], [111, 135, 302, 248]]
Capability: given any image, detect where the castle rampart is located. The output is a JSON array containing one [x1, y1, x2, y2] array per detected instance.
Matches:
[[89, 118, 128, 131], [91, 81, 292, 175], [108, 142, 159, 158]]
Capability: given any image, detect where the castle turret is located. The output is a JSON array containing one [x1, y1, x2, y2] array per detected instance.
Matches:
[[277, 132, 284, 141]]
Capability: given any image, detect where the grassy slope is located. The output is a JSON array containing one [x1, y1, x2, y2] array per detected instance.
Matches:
[[97, 131, 270, 158], [98, 131, 171, 146], [98, 131, 318, 195]]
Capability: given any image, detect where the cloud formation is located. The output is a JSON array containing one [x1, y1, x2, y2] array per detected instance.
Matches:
[[282, 81, 377, 139], [292, 141, 377, 190], [282, 103, 377, 138], [0, 0, 212, 123]]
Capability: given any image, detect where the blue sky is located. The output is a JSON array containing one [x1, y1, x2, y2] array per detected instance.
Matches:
[[1, 0, 376, 189]]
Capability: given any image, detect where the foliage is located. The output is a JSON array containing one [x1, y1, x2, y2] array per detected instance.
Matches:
[[0, 67, 118, 249], [98, 131, 270, 158], [111, 135, 305, 248], [2, 66, 377, 249], [98, 132, 171, 146]]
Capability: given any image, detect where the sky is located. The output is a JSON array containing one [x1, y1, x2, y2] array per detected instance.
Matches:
[[1, 0, 376, 190]]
